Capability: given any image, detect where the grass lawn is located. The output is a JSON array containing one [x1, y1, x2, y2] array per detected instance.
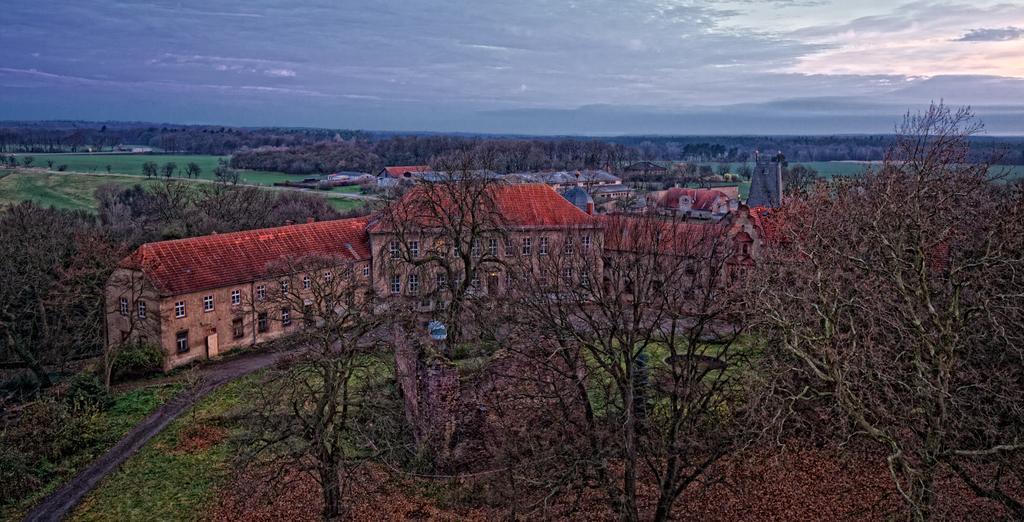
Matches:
[[71, 374, 261, 522], [0, 170, 373, 213], [4, 383, 182, 520], [13, 154, 298, 186], [328, 197, 370, 212], [0, 171, 163, 211]]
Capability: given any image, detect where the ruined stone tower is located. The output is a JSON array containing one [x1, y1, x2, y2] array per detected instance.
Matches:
[[747, 150, 785, 208]]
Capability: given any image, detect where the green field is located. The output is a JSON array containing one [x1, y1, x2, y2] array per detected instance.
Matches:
[[11, 154, 299, 185], [0, 170, 373, 213], [0, 171, 164, 211]]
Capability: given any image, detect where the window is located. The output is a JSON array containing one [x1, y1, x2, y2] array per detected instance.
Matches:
[[564, 237, 574, 255], [582, 235, 592, 250], [256, 285, 266, 301], [175, 330, 189, 353], [303, 304, 315, 326], [436, 272, 447, 290], [521, 237, 532, 256], [119, 298, 129, 316], [324, 271, 332, 283], [488, 238, 498, 256], [231, 289, 241, 305], [581, 272, 591, 288], [389, 241, 400, 258], [137, 301, 147, 319], [504, 238, 515, 257], [562, 267, 573, 285], [539, 237, 549, 256], [362, 265, 369, 277], [471, 273, 481, 288], [280, 280, 289, 293], [174, 301, 186, 318], [232, 317, 244, 338], [281, 308, 291, 327], [409, 240, 419, 257], [203, 295, 214, 312], [472, 239, 481, 257], [390, 275, 401, 294], [257, 312, 268, 333], [408, 274, 419, 295], [303, 275, 311, 289]]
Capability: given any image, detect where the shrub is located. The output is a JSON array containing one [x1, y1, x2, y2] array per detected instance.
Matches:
[[112, 342, 164, 382], [64, 373, 113, 412]]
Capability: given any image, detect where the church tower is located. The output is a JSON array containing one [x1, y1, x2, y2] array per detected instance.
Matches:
[[747, 150, 785, 208]]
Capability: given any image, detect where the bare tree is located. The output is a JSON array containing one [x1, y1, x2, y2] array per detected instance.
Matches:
[[161, 161, 177, 178], [781, 164, 819, 196], [141, 161, 158, 178], [748, 104, 1024, 520], [184, 161, 202, 179], [373, 152, 508, 343], [237, 256, 398, 521], [495, 212, 755, 520]]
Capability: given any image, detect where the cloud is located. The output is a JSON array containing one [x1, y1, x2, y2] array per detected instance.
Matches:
[[264, 68, 296, 77], [954, 27, 1024, 42]]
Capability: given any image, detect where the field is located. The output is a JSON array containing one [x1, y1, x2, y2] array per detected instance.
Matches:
[[0, 170, 373, 213], [0, 171, 164, 211], [11, 154, 298, 186]]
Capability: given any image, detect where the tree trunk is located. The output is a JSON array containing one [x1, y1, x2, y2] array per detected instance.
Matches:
[[319, 460, 343, 521], [909, 464, 937, 521]]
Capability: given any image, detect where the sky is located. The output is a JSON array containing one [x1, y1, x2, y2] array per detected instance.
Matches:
[[2, 0, 1024, 134]]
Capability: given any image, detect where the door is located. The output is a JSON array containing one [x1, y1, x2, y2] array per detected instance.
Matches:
[[206, 332, 219, 359]]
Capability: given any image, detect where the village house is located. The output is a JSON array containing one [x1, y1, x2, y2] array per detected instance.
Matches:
[[376, 165, 432, 188], [106, 183, 767, 370], [622, 161, 668, 177], [518, 169, 622, 190], [649, 187, 739, 221]]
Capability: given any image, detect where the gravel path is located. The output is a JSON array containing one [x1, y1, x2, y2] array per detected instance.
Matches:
[[24, 348, 291, 522]]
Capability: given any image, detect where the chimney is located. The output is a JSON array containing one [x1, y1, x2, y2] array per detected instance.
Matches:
[[307, 217, 315, 224], [586, 201, 595, 215]]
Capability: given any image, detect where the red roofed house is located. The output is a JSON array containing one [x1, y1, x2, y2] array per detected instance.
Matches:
[[376, 165, 432, 188], [652, 187, 739, 221], [106, 217, 372, 369]]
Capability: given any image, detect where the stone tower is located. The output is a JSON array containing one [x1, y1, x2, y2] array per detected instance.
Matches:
[[748, 150, 785, 208]]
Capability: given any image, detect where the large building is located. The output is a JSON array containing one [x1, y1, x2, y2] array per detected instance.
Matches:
[[106, 183, 767, 370]]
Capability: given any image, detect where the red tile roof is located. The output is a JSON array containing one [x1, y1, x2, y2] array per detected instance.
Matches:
[[121, 217, 371, 296], [369, 183, 599, 232], [383, 165, 431, 177], [658, 187, 731, 211], [602, 214, 728, 255], [749, 206, 785, 246]]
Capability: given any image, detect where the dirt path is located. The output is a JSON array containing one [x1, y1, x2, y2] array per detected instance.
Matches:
[[24, 348, 292, 522]]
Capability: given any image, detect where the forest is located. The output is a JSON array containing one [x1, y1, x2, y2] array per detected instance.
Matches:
[[4, 122, 1022, 175]]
